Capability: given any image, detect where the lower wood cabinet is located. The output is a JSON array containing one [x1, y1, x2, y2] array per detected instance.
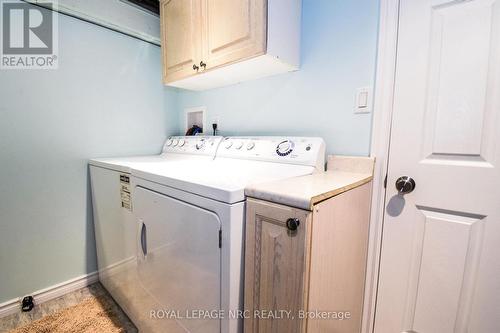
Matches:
[[244, 199, 311, 333], [244, 182, 372, 333]]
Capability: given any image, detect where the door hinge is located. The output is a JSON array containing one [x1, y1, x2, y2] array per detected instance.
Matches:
[[384, 173, 387, 189], [218, 230, 222, 248]]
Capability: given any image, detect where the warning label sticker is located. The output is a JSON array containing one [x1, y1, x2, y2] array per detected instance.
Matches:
[[120, 174, 132, 211]]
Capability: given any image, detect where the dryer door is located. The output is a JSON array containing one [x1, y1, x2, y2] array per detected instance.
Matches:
[[134, 186, 221, 333]]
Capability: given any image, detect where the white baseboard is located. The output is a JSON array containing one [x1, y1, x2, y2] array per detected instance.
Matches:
[[0, 271, 99, 319]]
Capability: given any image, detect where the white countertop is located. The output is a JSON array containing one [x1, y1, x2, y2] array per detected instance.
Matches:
[[245, 156, 375, 210]]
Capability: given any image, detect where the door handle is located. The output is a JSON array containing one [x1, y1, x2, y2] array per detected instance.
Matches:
[[200, 61, 207, 70], [192, 64, 199, 71], [140, 222, 147, 256], [395, 176, 416, 194]]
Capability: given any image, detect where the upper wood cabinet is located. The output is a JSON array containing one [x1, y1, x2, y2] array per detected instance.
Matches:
[[160, 0, 301, 90], [202, 0, 266, 70], [160, 0, 201, 83]]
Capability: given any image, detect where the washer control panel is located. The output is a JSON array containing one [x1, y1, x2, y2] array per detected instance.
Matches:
[[162, 136, 222, 156], [218, 137, 326, 170]]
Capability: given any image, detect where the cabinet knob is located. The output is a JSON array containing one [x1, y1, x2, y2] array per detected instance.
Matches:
[[193, 64, 199, 71], [200, 61, 207, 69], [286, 218, 300, 231]]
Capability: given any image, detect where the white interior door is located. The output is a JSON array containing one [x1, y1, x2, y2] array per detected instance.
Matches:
[[374, 0, 500, 332], [134, 186, 221, 333]]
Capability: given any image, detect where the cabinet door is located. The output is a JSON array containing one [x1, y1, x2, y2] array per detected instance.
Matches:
[[244, 198, 311, 333], [160, 0, 202, 83], [201, 0, 267, 70]]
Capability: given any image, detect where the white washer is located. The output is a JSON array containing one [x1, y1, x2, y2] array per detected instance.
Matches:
[[130, 137, 325, 333], [89, 136, 222, 332]]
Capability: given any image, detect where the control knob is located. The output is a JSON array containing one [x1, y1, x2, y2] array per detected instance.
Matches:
[[276, 140, 294, 156], [234, 141, 243, 150], [196, 139, 206, 150]]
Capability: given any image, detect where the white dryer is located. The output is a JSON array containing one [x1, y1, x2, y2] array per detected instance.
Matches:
[[130, 137, 325, 333], [89, 136, 222, 332]]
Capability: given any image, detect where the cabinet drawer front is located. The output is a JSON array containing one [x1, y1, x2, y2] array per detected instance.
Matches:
[[244, 199, 310, 333], [202, 0, 267, 70]]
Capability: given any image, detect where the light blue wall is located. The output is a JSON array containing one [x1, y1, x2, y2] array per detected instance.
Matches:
[[176, 0, 380, 156], [0, 7, 177, 302], [0, 0, 379, 304]]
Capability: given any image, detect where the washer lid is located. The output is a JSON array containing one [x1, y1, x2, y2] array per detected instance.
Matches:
[[131, 158, 316, 204]]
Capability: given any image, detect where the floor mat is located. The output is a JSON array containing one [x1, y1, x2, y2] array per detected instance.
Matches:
[[9, 296, 133, 333]]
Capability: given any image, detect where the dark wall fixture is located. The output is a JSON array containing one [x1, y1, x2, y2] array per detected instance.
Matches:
[[125, 0, 160, 15]]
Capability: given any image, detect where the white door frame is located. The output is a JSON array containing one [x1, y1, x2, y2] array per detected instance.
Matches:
[[362, 0, 400, 332]]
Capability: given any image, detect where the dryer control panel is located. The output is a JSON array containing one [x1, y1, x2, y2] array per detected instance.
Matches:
[[162, 136, 223, 156], [217, 137, 326, 171]]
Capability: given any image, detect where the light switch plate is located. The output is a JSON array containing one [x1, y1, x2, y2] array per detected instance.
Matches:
[[354, 86, 373, 114]]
